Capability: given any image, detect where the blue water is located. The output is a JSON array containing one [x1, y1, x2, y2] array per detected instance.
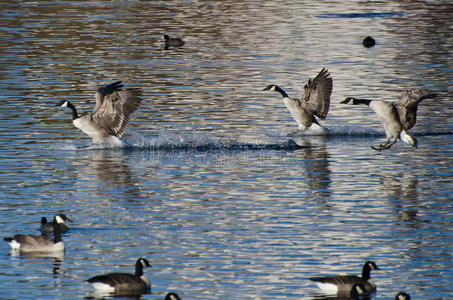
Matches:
[[0, 1, 452, 299]]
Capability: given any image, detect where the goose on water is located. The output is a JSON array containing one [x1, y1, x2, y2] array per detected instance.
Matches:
[[341, 88, 437, 150], [87, 257, 151, 296], [40, 213, 72, 235], [58, 81, 142, 145], [310, 261, 380, 294], [4, 215, 64, 253], [263, 68, 333, 133]]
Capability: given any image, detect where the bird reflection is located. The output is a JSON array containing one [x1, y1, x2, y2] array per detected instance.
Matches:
[[291, 135, 331, 198], [76, 150, 141, 199], [9, 250, 63, 275]]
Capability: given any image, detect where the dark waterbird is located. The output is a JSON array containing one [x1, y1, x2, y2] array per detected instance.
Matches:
[[163, 34, 185, 50], [86, 258, 151, 296], [363, 36, 376, 47], [40, 213, 72, 235], [310, 261, 380, 294]]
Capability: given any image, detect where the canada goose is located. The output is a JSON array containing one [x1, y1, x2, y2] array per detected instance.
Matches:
[[363, 36, 376, 48], [87, 257, 151, 296], [57, 81, 142, 144], [395, 292, 411, 300], [263, 68, 333, 132], [310, 261, 380, 294], [4, 215, 64, 253], [40, 214, 72, 235], [163, 34, 185, 50], [341, 88, 437, 150], [165, 292, 181, 300]]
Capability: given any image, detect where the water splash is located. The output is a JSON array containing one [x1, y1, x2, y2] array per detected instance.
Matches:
[[51, 123, 453, 152]]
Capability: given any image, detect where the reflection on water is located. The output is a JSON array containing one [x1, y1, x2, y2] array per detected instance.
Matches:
[[0, 0, 452, 299]]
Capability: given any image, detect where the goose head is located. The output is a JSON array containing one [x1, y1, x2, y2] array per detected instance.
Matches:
[[57, 100, 69, 107]]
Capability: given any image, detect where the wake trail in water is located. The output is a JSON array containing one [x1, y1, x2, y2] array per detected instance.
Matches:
[[52, 124, 452, 152]]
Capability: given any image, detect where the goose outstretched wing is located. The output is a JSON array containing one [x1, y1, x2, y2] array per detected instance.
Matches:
[[396, 89, 435, 131], [91, 83, 142, 138], [301, 68, 333, 120], [93, 81, 123, 113]]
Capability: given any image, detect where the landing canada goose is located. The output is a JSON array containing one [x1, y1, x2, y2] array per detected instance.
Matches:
[[163, 34, 185, 50], [4, 215, 64, 253], [263, 68, 333, 132], [395, 292, 411, 300], [363, 36, 376, 48], [310, 261, 380, 294], [341, 88, 437, 150], [165, 292, 181, 300], [87, 257, 151, 296], [57, 81, 142, 144], [40, 214, 72, 235]]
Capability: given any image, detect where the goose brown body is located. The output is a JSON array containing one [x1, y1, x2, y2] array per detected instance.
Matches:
[[341, 88, 436, 150], [263, 68, 333, 131], [87, 258, 151, 296], [310, 261, 380, 294], [58, 81, 142, 144], [4, 215, 64, 253]]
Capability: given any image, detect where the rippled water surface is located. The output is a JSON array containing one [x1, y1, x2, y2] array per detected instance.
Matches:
[[1, 1, 452, 299]]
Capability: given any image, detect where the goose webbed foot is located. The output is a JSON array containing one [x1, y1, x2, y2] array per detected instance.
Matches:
[[371, 139, 397, 151]]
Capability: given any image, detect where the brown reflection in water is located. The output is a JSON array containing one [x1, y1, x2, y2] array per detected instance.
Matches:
[[292, 136, 331, 198], [76, 151, 143, 200]]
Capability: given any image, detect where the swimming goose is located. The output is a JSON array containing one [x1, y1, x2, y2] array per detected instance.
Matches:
[[341, 88, 437, 150], [40, 214, 72, 235], [395, 292, 411, 300], [58, 81, 142, 144], [4, 215, 64, 253], [165, 292, 181, 300], [310, 261, 380, 294], [263, 68, 333, 132], [163, 34, 185, 50], [87, 257, 151, 296]]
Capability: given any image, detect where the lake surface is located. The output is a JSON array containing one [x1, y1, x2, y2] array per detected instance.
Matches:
[[0, 1, 452, 299]]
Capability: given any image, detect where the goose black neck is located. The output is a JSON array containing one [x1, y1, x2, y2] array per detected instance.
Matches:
[[66, 101, 79, 120], [352, 98, 372, 106], [41, 217, 47, 225], [53, 217, 62, 243], [273, 85, 289, 98], [362, 264, 371, 280], [135, 260, 144, 277]]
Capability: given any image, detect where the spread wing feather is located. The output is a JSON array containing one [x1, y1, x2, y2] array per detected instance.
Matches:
[[90, 84, 142, 138], [301, 68, 333, 120], [396, 89, 433, 131]]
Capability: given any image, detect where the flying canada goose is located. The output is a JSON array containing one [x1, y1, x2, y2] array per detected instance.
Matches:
[[87, 257, 151, 296], [341, 88, 437, 150], [163, 34, 185, 50], [165, 292, 181, 300], [57, 81, 142, 145], [40, 214, 72, 235], [310, 261, 380, 294], [4, 215, 64, 253], [395, 292, 411, 300], [263, 68, 333, 133]]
